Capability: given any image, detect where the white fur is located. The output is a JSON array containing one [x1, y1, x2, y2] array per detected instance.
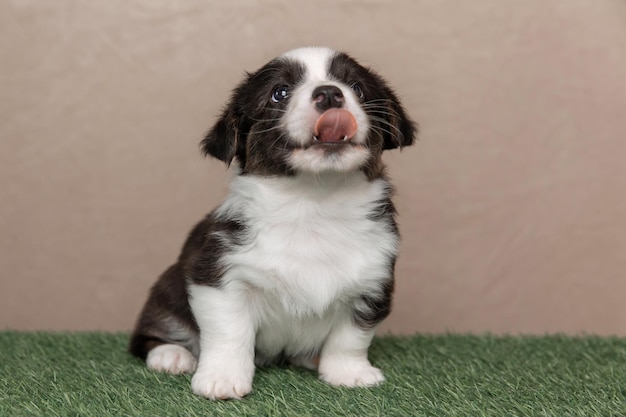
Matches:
[[281, 47, 333, 80], [289, 145, 370, 173]]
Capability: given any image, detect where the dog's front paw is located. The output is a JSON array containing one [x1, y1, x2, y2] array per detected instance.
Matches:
[[146, 344, 197, 375], [191, 363, 254, 400], [319, 357, 385, 388]]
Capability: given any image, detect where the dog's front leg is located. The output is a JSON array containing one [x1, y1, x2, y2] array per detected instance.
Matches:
[[188, 284, 256, 400], [318, 315, 384, 388]]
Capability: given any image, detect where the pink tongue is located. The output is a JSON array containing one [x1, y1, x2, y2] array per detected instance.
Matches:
[[314, 109, 358, 143]]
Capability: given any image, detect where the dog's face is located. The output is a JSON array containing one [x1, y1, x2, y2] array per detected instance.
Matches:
[[202, 47, 416, 178]]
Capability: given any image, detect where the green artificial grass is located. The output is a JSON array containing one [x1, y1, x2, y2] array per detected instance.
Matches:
[[1, 333, 626, 416]]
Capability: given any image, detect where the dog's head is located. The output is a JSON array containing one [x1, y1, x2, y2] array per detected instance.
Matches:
[[201, 47, 416, 178]]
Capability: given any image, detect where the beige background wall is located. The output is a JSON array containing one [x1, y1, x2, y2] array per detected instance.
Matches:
[[1, 1, 625, 335]]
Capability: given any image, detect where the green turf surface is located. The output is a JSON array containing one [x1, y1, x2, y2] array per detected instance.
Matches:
[[1, 332, 625, 416]]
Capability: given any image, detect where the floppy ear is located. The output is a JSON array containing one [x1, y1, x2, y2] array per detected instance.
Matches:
[[200, 107, 240, 165], [382, 88, 417, 150]]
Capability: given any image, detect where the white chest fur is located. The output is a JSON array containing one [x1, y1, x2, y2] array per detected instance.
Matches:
[[216, 172, 398, 319]]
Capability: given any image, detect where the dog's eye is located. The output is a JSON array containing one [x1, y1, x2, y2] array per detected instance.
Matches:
[[350, 83, 364, 100], [271, 86, 289, 103]]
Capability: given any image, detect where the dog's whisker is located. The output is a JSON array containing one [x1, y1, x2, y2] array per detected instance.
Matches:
[[363, 99, 393, 105], [368, 115, 403, 134], [251, 124, 287, 135], [256, 107, 289, 114], [370, 125, 401, 144], [363, 106, 402, 119], [248, 114, 286, 123], [369, 122, 403, 147]]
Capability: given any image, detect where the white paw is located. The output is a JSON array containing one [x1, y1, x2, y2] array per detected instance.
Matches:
[[191, 362, 254, 400], [319, 357, 385, 388], [146, 344, 197, 375]]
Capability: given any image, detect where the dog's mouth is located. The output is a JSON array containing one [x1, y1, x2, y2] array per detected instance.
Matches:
[[311, 109, 358, 145], [288, 108, 370, 172]]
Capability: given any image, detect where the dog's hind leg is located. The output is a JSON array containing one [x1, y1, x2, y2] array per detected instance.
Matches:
[[129, 263, 200, 374]]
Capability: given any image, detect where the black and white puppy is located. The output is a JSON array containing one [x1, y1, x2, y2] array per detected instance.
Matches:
[[130, 47, 416, 400]]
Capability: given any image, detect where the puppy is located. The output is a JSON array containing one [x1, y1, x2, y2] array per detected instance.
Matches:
[[129, 47, 416, 400]]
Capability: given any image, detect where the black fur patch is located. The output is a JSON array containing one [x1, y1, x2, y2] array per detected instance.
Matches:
[[201, 58, 306, 176], [353, 263, 396, 330], [186, 213, 246, 287], [367, 185, 399, 235]]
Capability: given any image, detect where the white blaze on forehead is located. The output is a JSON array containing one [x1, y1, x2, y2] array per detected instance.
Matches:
[[281, 47, 336, 81], [279, 46, 372, 172]]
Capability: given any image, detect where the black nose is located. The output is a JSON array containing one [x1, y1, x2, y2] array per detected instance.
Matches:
[[312, 85, 344, 112]]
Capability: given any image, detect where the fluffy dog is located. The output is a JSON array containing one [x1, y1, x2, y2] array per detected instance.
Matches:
[[130, 47, 416, 400]]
